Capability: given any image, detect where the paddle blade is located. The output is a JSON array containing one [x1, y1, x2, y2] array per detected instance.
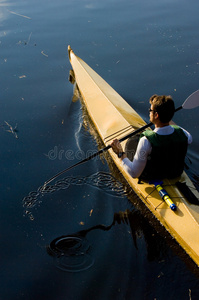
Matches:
[[182, 90, 199, 109]]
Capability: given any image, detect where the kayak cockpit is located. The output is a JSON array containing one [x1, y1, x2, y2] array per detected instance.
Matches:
[[125, 135, 139, 161]]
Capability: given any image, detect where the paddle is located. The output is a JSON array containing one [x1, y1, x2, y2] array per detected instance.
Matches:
[[43, 90, 199, 188]]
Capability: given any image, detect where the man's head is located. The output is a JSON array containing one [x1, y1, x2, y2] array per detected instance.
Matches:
[[149, 94, 175, 123]]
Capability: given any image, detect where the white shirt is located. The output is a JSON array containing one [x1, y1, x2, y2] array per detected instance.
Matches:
[[122, 125, 192, 178]]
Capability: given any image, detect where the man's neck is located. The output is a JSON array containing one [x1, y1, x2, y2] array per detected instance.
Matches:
[[154, 121, 170, 128]]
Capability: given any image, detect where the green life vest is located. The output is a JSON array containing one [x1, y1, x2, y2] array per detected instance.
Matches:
[[140, 125, 188, 180]]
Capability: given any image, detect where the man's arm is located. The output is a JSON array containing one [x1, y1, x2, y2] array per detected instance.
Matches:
[[111, 137, 152, 178]]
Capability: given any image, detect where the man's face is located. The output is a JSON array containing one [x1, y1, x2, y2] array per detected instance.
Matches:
[[149, 104, 157, 123]]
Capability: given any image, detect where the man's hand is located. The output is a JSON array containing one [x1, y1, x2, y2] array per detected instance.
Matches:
[[110, 139, 124, 155]]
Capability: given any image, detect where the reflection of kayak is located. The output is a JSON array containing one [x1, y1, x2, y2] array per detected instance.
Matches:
[[68, 46, 199, 266]]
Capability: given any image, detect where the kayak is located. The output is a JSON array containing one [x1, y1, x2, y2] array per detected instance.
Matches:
[[68, 46, 199, 267]]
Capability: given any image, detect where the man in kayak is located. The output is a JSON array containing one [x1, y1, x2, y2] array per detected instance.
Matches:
[[110, 95, 192, 180]]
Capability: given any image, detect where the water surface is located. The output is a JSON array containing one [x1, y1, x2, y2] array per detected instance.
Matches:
[[1, 0, 199, 299]]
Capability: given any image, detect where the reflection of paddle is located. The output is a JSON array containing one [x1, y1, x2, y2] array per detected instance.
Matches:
[[47, 210, 138, 272], [43, 90, 199, 188], [47, 209, 166, 265], [47, 221, 115, 257], [47, 210, 132, 257]]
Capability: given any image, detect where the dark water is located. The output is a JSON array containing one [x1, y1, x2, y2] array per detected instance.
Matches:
[[1, 0, 199, 299]]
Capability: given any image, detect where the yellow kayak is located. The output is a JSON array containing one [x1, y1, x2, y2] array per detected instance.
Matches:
[[68, 46, 199, 267]]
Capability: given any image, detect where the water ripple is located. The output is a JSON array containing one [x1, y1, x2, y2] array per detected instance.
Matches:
[[47, 236, 94, 272], [22, 171, 126, 220]]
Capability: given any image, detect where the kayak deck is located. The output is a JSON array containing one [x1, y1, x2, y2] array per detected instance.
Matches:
[[68, 46, 199, 267]]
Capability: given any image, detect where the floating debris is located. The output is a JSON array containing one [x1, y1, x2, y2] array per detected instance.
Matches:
[[25, 32, 32, 45], [41, 51, 48, 57], [189, 289, 192, 300], [4, 121, 18, 139], [8, 10, 31, 20]]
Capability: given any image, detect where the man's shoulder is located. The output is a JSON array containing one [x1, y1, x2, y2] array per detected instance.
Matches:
[[141, 130, 155, 138], [170, 124, 181, 130], [171, 125, 188, 139], [139, 134, 152, 150]]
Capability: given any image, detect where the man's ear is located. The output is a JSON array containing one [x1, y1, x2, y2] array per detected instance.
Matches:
[[154, 112, 159, 120]]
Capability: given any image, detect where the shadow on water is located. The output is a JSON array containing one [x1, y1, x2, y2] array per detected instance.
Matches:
[[46, 209, 168, 273]]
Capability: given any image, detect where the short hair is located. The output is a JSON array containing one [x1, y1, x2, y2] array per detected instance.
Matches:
[[149, 94, 175, 123]]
